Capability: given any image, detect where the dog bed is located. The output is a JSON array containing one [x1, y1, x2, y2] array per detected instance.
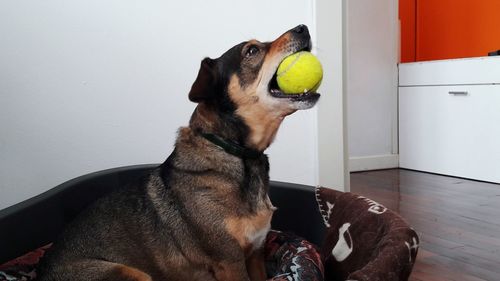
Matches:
[[0, 231, 323, 281], [316, 187, 419, 281], [0, 165, 418, 280]]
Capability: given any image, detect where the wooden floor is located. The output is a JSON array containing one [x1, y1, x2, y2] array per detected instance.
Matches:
[[350, 169, 500, 281]]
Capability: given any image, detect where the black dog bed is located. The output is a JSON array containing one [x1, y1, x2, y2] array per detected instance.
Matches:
[[0, 164, 418, 281], [0, 164, 326, 280]]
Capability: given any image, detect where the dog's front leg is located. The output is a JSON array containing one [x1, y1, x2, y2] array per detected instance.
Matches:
[[212, 260, 251, 281], [246, 249, 267, 281]]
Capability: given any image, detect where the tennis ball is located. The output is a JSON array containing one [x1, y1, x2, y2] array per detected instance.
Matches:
[[276, 51, 323, 94]]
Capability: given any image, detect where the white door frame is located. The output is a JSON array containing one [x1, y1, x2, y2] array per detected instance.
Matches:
[[315, 0, 350, 191]]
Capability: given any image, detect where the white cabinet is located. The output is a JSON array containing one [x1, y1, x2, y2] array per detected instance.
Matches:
[[399, 57, 500, 183], [399, 57, 500, 86]]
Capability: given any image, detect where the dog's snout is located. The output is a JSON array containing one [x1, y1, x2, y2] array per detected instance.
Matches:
[[289, 24, 310, 42], [292, 24, 307, 34]]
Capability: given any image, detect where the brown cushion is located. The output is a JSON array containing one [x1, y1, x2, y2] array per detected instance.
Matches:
[[315, 187, 419, 281]]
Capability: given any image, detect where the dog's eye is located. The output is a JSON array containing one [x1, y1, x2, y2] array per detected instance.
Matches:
[[245, 45, 260, 57]]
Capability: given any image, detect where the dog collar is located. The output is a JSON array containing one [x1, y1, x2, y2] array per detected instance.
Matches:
[[201, 133, 262, 159]]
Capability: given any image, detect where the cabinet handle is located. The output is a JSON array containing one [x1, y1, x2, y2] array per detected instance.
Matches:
[[448, 91, 468, 95]]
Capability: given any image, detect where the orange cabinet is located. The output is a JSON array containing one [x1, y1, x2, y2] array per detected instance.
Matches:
[[400, 0, 500, 62]]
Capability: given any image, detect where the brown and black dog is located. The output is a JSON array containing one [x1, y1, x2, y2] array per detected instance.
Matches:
[[38, 25, 320, 281]]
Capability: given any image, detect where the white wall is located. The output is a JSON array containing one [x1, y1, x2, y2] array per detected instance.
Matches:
[[346, 0, 399, 171], [0, 0, 319, 209]]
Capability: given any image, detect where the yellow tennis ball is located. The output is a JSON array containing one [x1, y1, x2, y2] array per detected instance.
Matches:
[[276, 51, 323, 94]]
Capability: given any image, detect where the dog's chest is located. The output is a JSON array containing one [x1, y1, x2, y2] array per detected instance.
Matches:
[[243, 158, 272, 249], [245, 198, 275, 250], [222, 155, 275, 253], [224, 196, 275, 255], [246, 220, 271, 252]]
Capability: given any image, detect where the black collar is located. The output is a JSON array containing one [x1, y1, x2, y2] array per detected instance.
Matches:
[[200, 133, 262, 159]]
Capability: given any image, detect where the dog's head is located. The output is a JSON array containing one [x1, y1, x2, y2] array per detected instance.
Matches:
[[189, 25, 320, 151]]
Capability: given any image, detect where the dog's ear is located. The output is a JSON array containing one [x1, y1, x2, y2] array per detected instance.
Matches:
[[189, 58, 218, 103]]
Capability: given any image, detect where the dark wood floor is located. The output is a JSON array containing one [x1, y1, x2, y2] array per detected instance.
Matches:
[[350, 169, 500, 281]]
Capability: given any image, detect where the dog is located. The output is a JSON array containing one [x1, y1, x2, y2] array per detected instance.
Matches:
[[38, 24, 320, 281]]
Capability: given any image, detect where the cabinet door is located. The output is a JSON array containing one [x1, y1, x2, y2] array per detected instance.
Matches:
[[399, 85, 500, 183], [415, 0, 500, 61]]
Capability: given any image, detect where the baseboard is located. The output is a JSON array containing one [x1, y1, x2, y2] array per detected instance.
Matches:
[[349, 154, 399, 172]]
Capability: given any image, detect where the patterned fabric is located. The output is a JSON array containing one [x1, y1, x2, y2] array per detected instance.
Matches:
[[316, 187, 419, 281], [265, 231, 324, 281], [0, 233, 323, 281], [0, 245, 50, 281]]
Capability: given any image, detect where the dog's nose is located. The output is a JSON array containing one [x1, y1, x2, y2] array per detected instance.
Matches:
[[292, 24, 308, 34]]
